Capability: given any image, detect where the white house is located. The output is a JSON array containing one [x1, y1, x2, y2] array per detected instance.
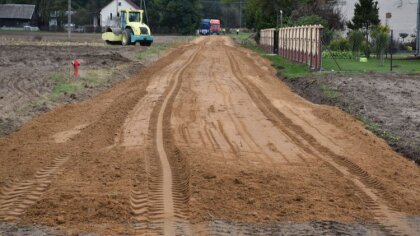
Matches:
[[338, 0, 418, 38], [100, 0, 139, 29]]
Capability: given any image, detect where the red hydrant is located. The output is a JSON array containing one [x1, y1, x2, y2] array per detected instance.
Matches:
[[72, 57, 80, 77]]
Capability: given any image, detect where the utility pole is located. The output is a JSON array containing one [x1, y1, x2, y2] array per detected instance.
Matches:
[[391, 30, 394, 71], [143, 0, 149, 23], [68, 0, 71, 40], [239, 0, 242, 29], [417, 0, 420, 56], [278, 10, 283, 28], [280, 10, 283, 28]]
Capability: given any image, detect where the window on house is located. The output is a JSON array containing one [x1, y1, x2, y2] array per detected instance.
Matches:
[[110, 13, 112, 20], [119, 2, 121, 6]]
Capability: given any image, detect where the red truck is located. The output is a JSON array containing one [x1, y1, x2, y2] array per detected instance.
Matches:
[[210, 19, 221, 35]]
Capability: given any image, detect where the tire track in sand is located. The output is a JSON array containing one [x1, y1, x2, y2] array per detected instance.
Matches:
[[131, 46, 200, 235], [0, 153, 70, 221], [225, 49, 418, 236]]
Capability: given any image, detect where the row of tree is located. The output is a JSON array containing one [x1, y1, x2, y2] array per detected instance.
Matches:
[[0, 0, 205, 34], [244, 0, 399, 62]]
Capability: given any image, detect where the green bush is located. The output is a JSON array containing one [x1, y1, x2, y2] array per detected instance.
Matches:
[[329, 38, 351, 51], [294, 15, 334, 44], [371, 25, 390, 65], [361, 41, 371, 58], [348, 30, 364, 57], [322, 51, 353, 59]]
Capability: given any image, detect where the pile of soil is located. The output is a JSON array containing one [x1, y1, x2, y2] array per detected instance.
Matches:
[[282, 73, 420, 164]]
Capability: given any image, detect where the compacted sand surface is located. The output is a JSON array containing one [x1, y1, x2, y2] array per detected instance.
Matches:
[[0, 37, 419, 235]]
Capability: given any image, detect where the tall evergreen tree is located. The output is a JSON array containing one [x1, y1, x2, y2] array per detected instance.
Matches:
[[158, 0, 201, 34], [347, 0, 380, 32], [347, 0, 380, 57]]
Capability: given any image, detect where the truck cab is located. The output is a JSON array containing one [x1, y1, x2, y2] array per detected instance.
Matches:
[[210, 19, 221, 35], [199, 19, 211, 35]]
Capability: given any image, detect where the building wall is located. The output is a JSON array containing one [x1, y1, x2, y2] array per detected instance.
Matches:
[[0, 18, 31, 27], [100, 0, 138, 28], [339, 0, 418, 37]]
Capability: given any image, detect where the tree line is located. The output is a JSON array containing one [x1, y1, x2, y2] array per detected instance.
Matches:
[[243, 0, 344, 42], [2, 0, 342, 34], [0, 0, 204, 34]]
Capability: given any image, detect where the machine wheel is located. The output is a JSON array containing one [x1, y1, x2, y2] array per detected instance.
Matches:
[[122, 28, 132, 46], [140, 41, 152, 47], [105, 40, 117, 45]]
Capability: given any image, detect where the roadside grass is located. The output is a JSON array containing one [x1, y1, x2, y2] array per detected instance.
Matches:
[[29, 66, 119, 107], [50, 73, 82, 96], [240, 41, 310, 79], [320, 84, 339, 99], [356, 113, 401, 144], [323, 57, 420, 73], [229, 32, 253, 41], [137, 36, 194, 61]]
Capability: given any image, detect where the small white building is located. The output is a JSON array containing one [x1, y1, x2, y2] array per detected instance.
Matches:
[[100, 0, 139, 29], [338, 0, 418, 38]]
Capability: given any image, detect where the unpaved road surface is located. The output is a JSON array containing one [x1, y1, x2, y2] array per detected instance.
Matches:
[[0, 37, 419, 235]]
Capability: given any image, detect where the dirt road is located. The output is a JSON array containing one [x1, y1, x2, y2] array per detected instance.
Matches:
[[0, 37, 419, 235]]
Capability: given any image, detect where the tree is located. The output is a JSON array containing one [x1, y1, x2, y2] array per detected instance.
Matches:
[[158, 0, 201, 34], [371, 25, 389, 66], [347, 0, 380, 34], [348, 30, 364, 58], [347, 0, 380, 58], [244, 0, 343, 33], [399, 33, 408, 44]]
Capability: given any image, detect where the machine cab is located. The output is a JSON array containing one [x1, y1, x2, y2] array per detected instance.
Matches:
[[121, 10, 143, 29]]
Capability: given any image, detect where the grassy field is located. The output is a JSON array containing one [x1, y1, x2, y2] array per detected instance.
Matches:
[[323, 57, 420, 73], [229, 32, 254, 41], [137, 36, 194, 61], [239, 41, 310, 79]]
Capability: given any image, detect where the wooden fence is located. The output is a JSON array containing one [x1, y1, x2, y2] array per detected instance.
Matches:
[[260, 28, 276, 54], [260, 25, 323, 71]]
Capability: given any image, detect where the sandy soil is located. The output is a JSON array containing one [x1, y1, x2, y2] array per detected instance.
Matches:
[[0, 37, 419, 235], [284, 73, 420, 164]]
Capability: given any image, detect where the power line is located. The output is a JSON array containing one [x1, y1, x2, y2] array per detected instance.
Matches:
[[68, 0, 71, 39]]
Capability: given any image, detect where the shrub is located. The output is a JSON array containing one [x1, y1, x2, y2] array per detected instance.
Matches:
[[294, 15, 334, 45], [361, 41, 371, 58], [348, 30, 364, 58], [329, 38, 350, 51], [322, 51, 353, 59], [371, 25, 390, 65]]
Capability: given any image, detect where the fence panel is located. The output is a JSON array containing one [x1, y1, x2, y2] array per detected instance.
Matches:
[[260, 28, 276, 54], [260, 25, 323, 71]]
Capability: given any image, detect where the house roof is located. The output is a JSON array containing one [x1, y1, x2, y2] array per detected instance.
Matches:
[[0, 4, 35, 20], [103, 0, 140, 11]]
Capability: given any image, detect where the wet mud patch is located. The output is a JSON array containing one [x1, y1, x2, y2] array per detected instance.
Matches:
[[282, 73, 420, 164]]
